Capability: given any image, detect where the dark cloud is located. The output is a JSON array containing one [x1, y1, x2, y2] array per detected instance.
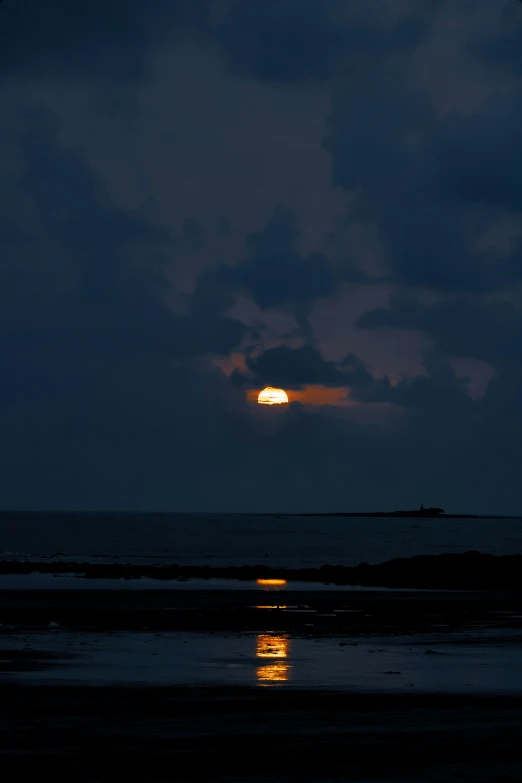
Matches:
[[218, 0, 428, 84], [325, 70, 501, 291], [432, 90, 522, 213], [193, 207, 339, 338], [0, 0, 428, 90], [323, 5, 522, 293], [385, 360, 474, 424], [231, 345, 396, 402], [0, 0, 521, 513], [480, 364, 522, 441], [240, 208, 336, 309], [217, 0, 344, 83], [242, 345, 350, 389], [468, 1, 522, 77], [0, 107, 246, 378], [1, 351, 517, 513], [234, 344, 476, 428], [358, 296, 522, 367], [180, 217, 205, 249], [0, 0, 209, 82]]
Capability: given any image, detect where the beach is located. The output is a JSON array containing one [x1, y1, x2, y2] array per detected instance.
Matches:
[[4, 684, 522, 781], [3, 517, 522, 780], [3, 584, 522, 780]]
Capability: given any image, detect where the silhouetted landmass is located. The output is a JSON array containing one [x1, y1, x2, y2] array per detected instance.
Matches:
[[1, 508, 520, 520], [276, 511, 522, 519], [254, 507, 521, 519], [4, 550, 522, 590]]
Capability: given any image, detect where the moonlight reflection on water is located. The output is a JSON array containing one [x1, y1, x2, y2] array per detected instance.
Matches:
[[256, 634, 291, 685], [256, 578, 287, 588]]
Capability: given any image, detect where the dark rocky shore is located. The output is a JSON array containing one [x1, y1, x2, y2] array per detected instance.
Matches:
[[2, 586, 522, 634], [3, 550, 522, 590], [3, 685, 522, 781]]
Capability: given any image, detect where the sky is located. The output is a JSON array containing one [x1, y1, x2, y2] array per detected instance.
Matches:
[[0, 0, 521, 514]]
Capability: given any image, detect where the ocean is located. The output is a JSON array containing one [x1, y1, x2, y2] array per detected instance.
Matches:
[[1, 511, 521, 568]]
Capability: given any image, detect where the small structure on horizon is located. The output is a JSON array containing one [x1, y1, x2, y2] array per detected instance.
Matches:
[[419, 504, 445, 516]]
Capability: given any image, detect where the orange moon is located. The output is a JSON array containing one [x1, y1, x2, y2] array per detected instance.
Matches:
[[258, 387, 289, 405]]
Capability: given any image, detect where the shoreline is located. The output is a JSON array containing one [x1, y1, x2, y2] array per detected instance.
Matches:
[[2, 585, 522, 632], [4, 587, 522, 780], [3, 550, 522, 590]]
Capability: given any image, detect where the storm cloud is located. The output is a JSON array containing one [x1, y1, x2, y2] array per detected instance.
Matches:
[[0, 0, 521, 512]]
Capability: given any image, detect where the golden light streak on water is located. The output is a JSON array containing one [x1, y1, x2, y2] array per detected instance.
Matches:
[[256, 634, 291, 685], [256, 578, 287, 589]]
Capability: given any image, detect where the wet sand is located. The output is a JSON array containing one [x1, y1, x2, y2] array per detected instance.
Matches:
[[3, 684, 522, 781], [3, 586, 522, 632], [5, 625, 522, 692], [3, 587, 522, 780]]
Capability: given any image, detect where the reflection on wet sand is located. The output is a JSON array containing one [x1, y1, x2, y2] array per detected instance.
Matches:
[[256, 634, 291, 685], [256, 579, 287, 589]]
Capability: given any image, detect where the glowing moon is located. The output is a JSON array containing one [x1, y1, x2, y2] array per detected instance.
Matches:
[[258, 387, 289, 405]]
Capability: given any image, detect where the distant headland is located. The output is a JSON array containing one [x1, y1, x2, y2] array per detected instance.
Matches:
[[261, 505, 522, 519], [371, 505, 446, 518]]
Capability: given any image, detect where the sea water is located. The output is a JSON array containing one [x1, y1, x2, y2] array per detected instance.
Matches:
[[1, 511, 521, 567]]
